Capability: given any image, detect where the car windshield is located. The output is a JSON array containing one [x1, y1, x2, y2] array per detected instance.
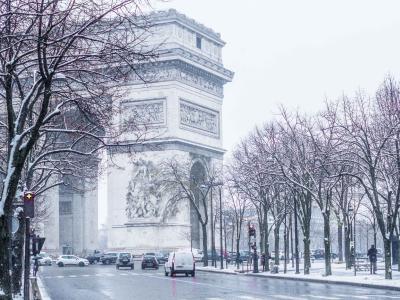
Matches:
[[144, 256, 155, 259], [119, 253, 131, 258]]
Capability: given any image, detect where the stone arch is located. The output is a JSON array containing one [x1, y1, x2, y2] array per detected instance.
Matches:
[[189, 159, 207, 250]]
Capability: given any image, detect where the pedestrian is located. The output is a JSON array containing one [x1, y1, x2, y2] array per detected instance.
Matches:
[[261, 253, 266, 272], [367, 244, 377, 274]]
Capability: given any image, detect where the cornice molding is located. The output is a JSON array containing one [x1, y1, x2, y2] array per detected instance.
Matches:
[[146, 9, 224, 45]]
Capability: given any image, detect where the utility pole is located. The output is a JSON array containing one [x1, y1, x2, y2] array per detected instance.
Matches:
[[23, 191, 35, 300], [210, 187, 215, 267]]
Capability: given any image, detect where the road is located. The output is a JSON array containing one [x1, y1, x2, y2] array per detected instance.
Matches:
[[39, 263, 400, 300]]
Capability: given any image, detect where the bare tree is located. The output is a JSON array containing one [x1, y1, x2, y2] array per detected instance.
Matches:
[[337, 77, 400, 279], [160, 156, 221, 267], [0, 0, 157, 296]]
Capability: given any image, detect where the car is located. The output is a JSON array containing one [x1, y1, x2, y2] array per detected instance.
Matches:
[[100, 252, 118, 265], [155, 252, 167, 264], [86, 250, 103, 264], [32, 252, 52, 266], [141, 255, 159, 269], [164, 251, 195, 277], [56, 255, 89, 267], [116, 252, 134, 270]]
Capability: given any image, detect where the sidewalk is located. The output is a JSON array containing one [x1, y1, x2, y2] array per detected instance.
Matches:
[[197, 260, 400, 291]]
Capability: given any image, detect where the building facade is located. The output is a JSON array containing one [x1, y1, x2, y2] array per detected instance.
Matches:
[[106, 9, 233, 253]]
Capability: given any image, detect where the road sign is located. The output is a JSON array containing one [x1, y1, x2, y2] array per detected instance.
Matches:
[[11, 217, 19, 234]]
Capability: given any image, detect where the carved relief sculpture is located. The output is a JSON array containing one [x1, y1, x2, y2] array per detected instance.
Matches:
[[125, 159, 164, 219], [180, 100, 218, 135]]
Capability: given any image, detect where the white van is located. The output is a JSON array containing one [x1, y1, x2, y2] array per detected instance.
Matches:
[[164, 251, 195, 277]]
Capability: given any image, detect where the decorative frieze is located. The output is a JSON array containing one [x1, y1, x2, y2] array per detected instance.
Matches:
[[121, 99, 165, 126], [130, 60, 225, 97], [180, 100, 219, 136]]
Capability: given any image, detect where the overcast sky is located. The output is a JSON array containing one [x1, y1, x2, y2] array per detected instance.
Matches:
[[152, 0, 400, 153], [99, 1, 400, 226]]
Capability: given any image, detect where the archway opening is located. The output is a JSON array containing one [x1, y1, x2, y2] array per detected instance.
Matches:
[[190, 161, 206, 250]]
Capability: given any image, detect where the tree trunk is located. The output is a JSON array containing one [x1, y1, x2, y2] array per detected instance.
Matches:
[[323, 213, 332, 276], [338, 222, 343, 263], [236, 238, 240, 269], [11, 211, 24, 295], [264, 206, 270, 271], [383, 238, 392, 279], [303, 235, 311, 275], [202, 224, 208, 267], [344, 225, 351, 269], [274, 224, 280, 266], [0, 214, 12, 300]]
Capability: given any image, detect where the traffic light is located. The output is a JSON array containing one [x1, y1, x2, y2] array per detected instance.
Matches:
[[248, 224, 256, 237], [24, 191, 35, 218]]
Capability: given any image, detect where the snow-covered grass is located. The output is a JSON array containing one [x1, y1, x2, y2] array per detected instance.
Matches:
[[197, 260, 400, 289]]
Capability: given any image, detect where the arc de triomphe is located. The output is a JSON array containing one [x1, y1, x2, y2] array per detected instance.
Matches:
[[106, 9, 233, 252]]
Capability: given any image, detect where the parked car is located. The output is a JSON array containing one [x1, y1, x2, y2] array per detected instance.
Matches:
[[116, 252, 134, 270], [56, 255, 89, 267], [141, 255, 159, 270], [86, 250, 103, 264], [32, 252, 52, 266], [155, 252, 167, 264], [101, 252, 118, 265], [164, 251, 195, 277]]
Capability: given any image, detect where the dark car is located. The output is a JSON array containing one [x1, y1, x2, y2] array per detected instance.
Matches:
[[116, 252, 134, 270], [86, 250, 103, 264], [155, 252, 167, 264], [101, 252, 118, 265], [141, 255, 159, 270]]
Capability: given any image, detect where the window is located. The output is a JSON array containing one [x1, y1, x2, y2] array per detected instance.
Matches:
[[196, 36, 202, 49], [59, 201, 72, 215]]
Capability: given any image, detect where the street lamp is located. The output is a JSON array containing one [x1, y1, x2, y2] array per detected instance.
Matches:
[[348, 204, 356, 276]]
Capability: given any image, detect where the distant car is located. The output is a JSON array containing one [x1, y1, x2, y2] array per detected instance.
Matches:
[[141, 255, 159, 270], [101, 252, 118, 265], [155, 252, 167, 264], [116, 252, 134, 270], [86, 250, 103, 264], [164, 251, 195, 277], [32, 252, 52, 266], [56, 255, 89, 267]]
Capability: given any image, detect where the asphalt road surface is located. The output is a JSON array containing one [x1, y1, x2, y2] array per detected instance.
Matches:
[[39, 264, 400, 300]]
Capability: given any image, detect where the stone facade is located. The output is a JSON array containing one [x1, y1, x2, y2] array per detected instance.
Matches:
[[106, 9, 233, 253]]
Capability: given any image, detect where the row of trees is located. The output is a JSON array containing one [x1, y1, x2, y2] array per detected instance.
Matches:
[[0, 1, 156, 298], [224, 76, 400, 279]]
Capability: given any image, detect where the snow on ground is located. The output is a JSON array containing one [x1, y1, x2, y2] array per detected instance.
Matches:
[[197, 260, 400, 289]]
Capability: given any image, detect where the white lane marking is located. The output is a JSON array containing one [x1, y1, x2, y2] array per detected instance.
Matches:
[[273, 296, 308, 300], [303, 296, 340, 300], [368, 296, 400, 299], [335, 295, 369, 299], [206, 298, 225, 300], [238, 296, 264, 300], [82, 274, 90, 277], [56, 276, 64, 278], [68, 275, 77, 278], [120, 273, 128, 276]]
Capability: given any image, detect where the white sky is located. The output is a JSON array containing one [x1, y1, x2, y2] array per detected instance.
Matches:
[[98, 0, 400, 226], [152, 0, 400, 152]]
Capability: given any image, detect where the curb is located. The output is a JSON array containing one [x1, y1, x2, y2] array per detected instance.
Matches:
[[36, 277, 51, 300], [197, 268, 238, 275], [197, 268, 400, 291]]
